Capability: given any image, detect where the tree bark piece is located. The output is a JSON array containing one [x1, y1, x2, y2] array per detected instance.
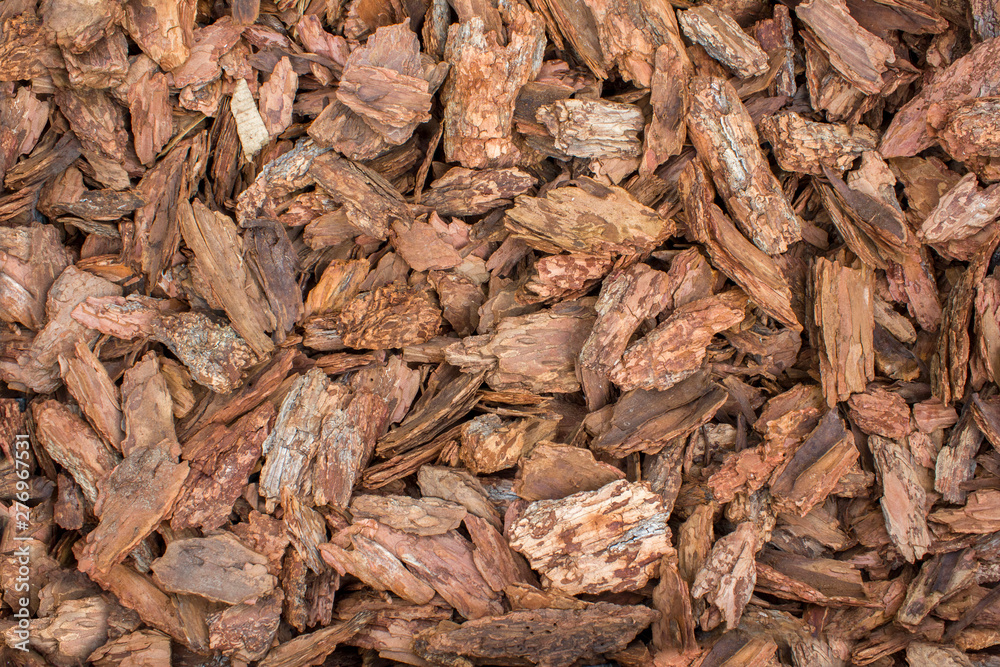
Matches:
[[796, 0, 897, 95], [506, 177, 674, 255], [309, 151, 413, 240], [509, 480, 674, 595], [337, 22, 433, 145], [414, 604, 658, 667], [691, 522, 757, 631], [421, 167, 535, 217], [77, 445, 190, 575], [813, 257, 875, 406], [151, 533, 276, 605], [536, 99, 644, 158], [869, 435, 932, 563], [610, 291, 746, 392], [71, 295, 260, 394], [686, 75, 801, 255], [513, 441, 624, 501], [58, 339, 122, 450], [441, 0, 545, 168], [760, 111, 878, 176], [678, 5, 769, 78]]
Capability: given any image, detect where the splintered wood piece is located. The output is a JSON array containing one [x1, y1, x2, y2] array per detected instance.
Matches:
[[847, 387, 911, 439], [918, 173, 1000, 260], [536, 99, 644, 158], [258, 368, 337, 511], [760, 111, 878, 176], [88, 629, 172, 667], [0, 223, 72, 331], [171, 402, 274, 531], [509, 480, 673, 595], [178, 198, 276, 358], [350, 494, 467, 535], [460, 415, 554, 475], [257, 610, 373, 667], [755, 549, 871, 607], [230, 76, 270, 159], [309, 151, 413, 239], [441, 0, 545, 168], [422, 167, 535, 217], [592, 371, 728, 458], [418, 465, 502, 530], [335, 285, 442, 350], [973, 394, 1000, 451], [936, 97, 1000, 162], [897, 549, 977, 628], [33, 399, 120, 505], [686, 75, 801, 255], [369, 523, 503, 619], [610, 290, 746, 392], [120, 352, 177, 458], [337, 22, 433, 144], [506, 177, 674, 255], [769, 409, 859, 516], [0, 266, 121, 394], [77, 445, 189, 575], [151, 533, 276, 605], [642, 39, 692, 173], [577, 261, 674, 409], [414, 603, 658, 667], [678, 5, 769, 78], [652, 559, 698, 656], [320, 537, 437, 604], [813, 257, 875, 406], [882, 38, 1000, 157], [513, 441, 624, 501], [691, 522, 757, 631], [796, 0, 896, 95], [208, 590, 283, 662], [72, 295, 260, 394], [312, 389, 389, 508], [679, 151, 799, 331], [58, 339, 122, 450], [869, 435, 932, 563]]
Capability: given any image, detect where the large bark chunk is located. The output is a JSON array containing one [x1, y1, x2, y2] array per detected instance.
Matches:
[[509, 480, 674, 595], [686, 75, 801, 255]]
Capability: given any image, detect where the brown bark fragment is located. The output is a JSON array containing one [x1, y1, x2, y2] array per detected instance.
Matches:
[[58, 339, 122, 450], [869, 435, 932, 562], [77, 445, 189, 575], [847, 386, 911, 440], [760, 111, 878, 176], [813, 257, 875, 406], [678, 5, 768, 78], [610, 290, 746, 392], [509, 480, 674, 595], [309, 151, 413, 240], [350, 493, 467, 535], [687, 75, 801, 255], [415, 604, 658, 667], [441, 0, 545, 168], [506, 177, 674, 255], [151, 533, 276, 605], [537, 99, 644, 159], [514, 441, 625, 501], [337, 23, 433, 145], [692, 522, 758, 631], [335, 285, 442, 350]]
